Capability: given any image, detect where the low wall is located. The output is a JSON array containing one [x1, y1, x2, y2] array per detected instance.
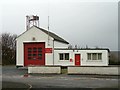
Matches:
[[28, 66, 61, 74], [68, 66, 119, 75]]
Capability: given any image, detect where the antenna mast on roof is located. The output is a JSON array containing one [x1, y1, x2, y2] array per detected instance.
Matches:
[[47, 0, 50, 46], [48, 16, 50, 46]]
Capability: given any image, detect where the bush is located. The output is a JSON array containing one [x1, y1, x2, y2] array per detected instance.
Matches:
[[109, 60, 120, 65]]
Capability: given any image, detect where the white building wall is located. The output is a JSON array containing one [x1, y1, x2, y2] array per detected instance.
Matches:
[[54, 41, 69, 48], [54, 50, 74, 66], [79, 50, 108, 66], [54, 50, 109, 66], [16, 27, 54, 66], [16, 40, 23, 66], [68, 67, 118, 75]]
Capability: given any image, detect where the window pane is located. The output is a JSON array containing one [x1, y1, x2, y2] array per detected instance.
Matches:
[[28, 48, 32, 52], [87, 53, 91, 60], [92, 53, 97, 60], [98, 53, 102, 60], [59, 54, 63, 60], [33, 48, 37, 52], [28, 54, 32, 56], [33, 54, 36, 56], [38, 48, 42, 52], [65, 53, 69, 60], [38, 54, 42, 57]]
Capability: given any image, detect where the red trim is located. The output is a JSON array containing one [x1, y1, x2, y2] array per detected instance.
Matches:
[[45, 48, 52, 53]]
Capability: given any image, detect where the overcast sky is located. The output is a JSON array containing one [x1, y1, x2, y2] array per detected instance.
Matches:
[[1, 0, 119, 51]]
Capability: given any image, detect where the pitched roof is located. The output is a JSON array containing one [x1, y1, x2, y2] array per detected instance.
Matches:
[[17, 26, 69, 44], [35, 26, 69, 44]]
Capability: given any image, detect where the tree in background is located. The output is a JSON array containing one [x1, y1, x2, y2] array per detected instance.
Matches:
[[109, 52, 119, 65], [1, 33, 17, 65], [0, 35, 2, 64]]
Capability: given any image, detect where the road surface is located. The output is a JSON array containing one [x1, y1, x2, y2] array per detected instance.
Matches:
[[2, 66, 120, 90]]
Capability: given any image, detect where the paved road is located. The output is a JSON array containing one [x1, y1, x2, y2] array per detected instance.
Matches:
[[2, 66, 120, 89]]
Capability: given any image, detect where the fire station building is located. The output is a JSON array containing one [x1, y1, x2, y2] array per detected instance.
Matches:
[[16, 26, 109, 67]]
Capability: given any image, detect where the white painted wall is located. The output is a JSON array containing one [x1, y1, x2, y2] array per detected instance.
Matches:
[[16, 26, 54, 66], [81, 50, 109, 66], [54, 50, 109, 66], [68, 67, 118, 75], [28, 66, 61, 74], [54, 41, 68, 48], [54, 50, 74, 66]]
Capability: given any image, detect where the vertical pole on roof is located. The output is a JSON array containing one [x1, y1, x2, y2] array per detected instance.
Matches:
[[38, 20, 39, 27], [47, 0, 50, 46], [26, 16, 28, 30], [48, 16, 50, 46]]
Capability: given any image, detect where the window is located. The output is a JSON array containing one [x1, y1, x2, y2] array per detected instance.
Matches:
[[33, 57, 36, 60], [87, 53, 91, 60], [38, 48, 42, 52], [87, 53, 102, 60], [65, 53, 69, 60], [28, 54, 32, 56], [98, 53, 102, 60], [92, 53, 97, 60], [59, 53, 69, 60], [28, 48, 32, 52], [33, 54, 36, 56], [28, 48, 32, 60], [59, 54, 64, 60], [27, 47, 43, 60], [33, 48, 37, 52], [38, 54, 42, 57]]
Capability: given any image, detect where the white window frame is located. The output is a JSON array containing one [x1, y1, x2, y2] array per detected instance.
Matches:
[[87, 53, 102, 61], [59, 53, 69, 61]]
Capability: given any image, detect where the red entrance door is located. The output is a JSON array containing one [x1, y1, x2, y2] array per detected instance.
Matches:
[[24, 42, 45, 66], [75, 54, 81, 66]]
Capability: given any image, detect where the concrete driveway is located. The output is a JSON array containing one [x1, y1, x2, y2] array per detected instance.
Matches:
[[2, 65, 120, 89]]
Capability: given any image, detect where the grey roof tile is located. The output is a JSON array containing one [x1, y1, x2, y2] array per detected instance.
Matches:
[[35, 26, 69, 44]]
